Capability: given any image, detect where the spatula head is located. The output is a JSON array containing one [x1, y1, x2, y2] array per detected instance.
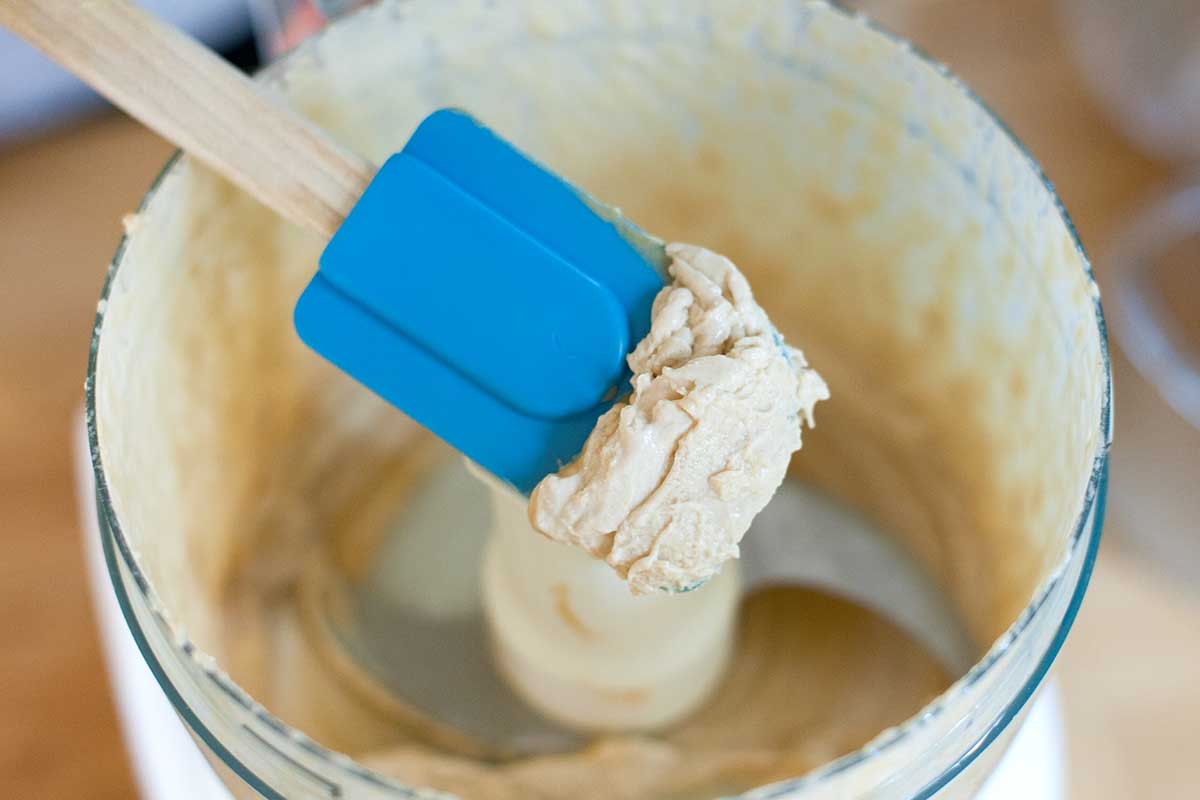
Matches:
[[295, 109, 665, 493]]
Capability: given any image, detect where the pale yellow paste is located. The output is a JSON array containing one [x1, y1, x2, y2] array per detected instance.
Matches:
[[531, 244, 828, 594]]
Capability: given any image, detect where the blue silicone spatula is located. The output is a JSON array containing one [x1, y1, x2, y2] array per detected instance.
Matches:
[[3, 4, 667, 498], [295, 109, 668, 494], [4, 0, 671, 755]]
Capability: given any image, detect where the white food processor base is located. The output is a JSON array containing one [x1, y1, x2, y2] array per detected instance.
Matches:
[[73, 415, 1067, 800]]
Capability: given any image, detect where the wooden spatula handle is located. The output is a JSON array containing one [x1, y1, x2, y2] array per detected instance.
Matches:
[[0, 0, 375, 238]]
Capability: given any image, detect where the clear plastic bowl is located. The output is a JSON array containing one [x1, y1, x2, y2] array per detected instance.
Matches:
[[86, 1, 1110, 797]]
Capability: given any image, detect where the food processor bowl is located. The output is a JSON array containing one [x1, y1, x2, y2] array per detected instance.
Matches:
[[87, 1, 1110, 798]]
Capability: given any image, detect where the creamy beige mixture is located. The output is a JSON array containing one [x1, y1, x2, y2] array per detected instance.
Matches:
[[357, 586, 949, 799], [531, 244, 828, 594]]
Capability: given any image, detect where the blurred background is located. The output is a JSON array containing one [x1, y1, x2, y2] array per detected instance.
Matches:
[[1, 0, 1198, 797]]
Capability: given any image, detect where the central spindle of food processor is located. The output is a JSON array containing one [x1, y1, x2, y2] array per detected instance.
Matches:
[[480, 474, 741, 731]]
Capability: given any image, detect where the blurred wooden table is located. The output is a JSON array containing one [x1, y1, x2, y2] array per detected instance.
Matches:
[[1, 1, 1198, 798]]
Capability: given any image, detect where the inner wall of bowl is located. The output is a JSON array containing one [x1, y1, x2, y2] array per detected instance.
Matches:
[[95, 0, 1103, 778]]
